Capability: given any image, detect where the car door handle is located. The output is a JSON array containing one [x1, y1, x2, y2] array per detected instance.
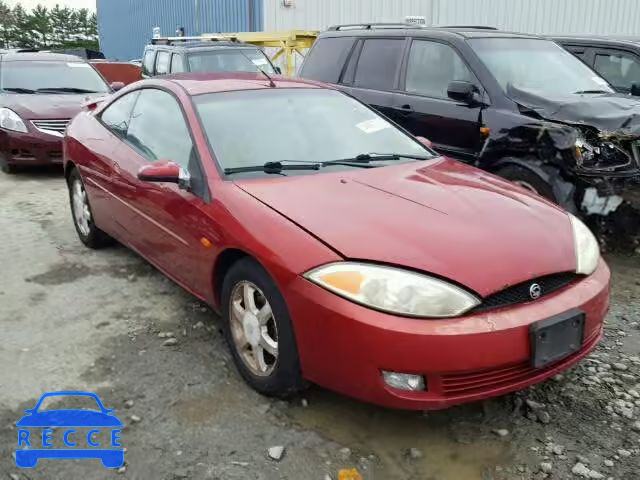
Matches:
[[397, 104, 414, 114]]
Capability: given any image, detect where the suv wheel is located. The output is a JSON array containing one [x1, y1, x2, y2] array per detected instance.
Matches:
[[496, 164, 556, 203]]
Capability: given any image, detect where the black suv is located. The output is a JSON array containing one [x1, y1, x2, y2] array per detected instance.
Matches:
[[554, 35, 640, 96], [141, 38, 279, 78], [299, 24, 640, 221]]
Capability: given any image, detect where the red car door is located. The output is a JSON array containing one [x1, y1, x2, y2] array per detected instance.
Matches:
[[72, 90, 140, 240], [107, 88, 216, 298]]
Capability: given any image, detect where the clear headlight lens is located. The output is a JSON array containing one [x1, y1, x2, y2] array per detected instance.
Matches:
[[569, 213, 600, 275], [0, 108, 27, 133], [304, 262, 480, 318]]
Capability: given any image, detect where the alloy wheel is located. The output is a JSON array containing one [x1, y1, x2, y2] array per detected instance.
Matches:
[[229, 280, 279, 377], [71, 178, 91, 237]]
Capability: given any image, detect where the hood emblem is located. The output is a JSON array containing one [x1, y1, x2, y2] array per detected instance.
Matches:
[[529, 283, 542, 300]]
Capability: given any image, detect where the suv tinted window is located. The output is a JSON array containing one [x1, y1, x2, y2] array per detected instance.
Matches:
[[142, 49, 155, 75], [405, 40, 473, 98], [100, 91, 140, 137], [155, 51, 170, 75], [354, 39, 404, 90], [170, 53, 184, 73], [300, 37, 355, 83], [594, 51, 640, 91], [126, 89, 193, 168]]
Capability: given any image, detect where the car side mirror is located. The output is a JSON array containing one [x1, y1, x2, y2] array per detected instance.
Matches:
[[416, 136, 433, 149], [137, 160, 191, 191], [447, 81, 479, 104], [110, 81, 125, 92], [631, 83, 640, 96], [274, 66, 282, 75]]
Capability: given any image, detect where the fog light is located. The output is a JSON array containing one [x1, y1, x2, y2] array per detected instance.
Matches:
[[382, 370, 426, 391]]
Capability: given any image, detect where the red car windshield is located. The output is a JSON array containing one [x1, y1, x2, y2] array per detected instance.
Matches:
[[1, 60, 110, 94], [194, 88, 432, 173]]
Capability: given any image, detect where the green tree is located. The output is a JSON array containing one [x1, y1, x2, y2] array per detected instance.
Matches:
[[30, 4, 51, 47], [0, 1, 15, 48], [49, 4, 67, 47], [11, 3, 35, 48], [0, 2, 99, 51]]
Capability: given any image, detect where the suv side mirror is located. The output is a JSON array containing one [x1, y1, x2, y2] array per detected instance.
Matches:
[[274, 66, 282, 75], [110, 81, 125, 92], [137, 161, 191, 191], [631, 83, 640, 96], [447, 81, 479, 104]]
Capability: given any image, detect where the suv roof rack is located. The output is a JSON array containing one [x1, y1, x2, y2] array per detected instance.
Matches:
[[151, 35, 243, 46], [328, 23, 423, 31], [439, 25, 497, 30]]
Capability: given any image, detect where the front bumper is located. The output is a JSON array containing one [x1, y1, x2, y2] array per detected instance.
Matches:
[[287, 259, 610, 410], [0, 128, 63, 167]]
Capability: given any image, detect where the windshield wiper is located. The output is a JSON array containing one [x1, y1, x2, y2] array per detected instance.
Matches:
[[323, 152, 432, 165], [224, 153, 432, 175], [224, 161, 321, 175], [36, 87, 101, 94], [2, 87, 36, 94], [573, 89, 609, 94]]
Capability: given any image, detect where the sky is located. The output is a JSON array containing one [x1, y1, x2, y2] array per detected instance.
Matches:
[[5, 0, 95, 11]]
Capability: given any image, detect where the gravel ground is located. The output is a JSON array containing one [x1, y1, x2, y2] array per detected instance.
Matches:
[[0, 168, 639, 480]]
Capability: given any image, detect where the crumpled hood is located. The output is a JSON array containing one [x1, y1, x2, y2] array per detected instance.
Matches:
[[1, 93, 104, 120], [236, 158, 577, 297], [508, 84, 640, 135]]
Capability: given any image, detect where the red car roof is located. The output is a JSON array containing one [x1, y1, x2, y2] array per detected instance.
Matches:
[[164, 72, 329, 96]]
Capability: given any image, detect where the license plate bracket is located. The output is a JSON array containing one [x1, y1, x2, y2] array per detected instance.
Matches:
[[530, 309, 585, 369]]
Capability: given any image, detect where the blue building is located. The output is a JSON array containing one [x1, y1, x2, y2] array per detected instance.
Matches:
[[97, 0, 263, 61]]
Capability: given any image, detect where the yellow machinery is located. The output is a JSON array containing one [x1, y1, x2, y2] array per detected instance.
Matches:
[[152, 31, 319, 75]]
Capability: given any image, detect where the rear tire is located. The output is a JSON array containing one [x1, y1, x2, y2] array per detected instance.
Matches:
[[496, 164, 557, 203], [221, 257, 306, 397], [67, 167, 112, 248]]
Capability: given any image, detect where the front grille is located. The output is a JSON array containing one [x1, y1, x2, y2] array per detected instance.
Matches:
[[32, 119, 70, 136], [473, 273, 579, 312], [440, 328, 599, 396]]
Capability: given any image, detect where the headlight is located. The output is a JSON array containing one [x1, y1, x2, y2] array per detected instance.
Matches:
[[0, 108, 28, 133], [569, 213, 599, 275], [304, 262, 480, 318], [574, 137, 597, 165]]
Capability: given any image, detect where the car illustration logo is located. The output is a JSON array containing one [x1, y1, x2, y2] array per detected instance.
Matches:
[[529, 283, 542, 299], [15, 391, 124, 468]]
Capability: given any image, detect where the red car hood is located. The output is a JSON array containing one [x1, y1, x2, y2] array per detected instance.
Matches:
[[235, 158, 577, 297], [1, 93, 104, 120]]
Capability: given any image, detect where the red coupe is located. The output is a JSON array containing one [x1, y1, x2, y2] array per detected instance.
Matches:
[[63, 72, 609, 410]]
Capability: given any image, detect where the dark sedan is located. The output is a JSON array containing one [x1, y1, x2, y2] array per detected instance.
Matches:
[[0, 52, 116, 174]]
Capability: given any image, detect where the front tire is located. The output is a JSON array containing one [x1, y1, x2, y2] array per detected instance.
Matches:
[[221, 258, 305, 397], [496, 164, 557, 203], [67, 168, 112, 248], [0, 153, 16, 174]]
